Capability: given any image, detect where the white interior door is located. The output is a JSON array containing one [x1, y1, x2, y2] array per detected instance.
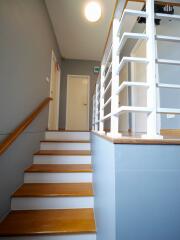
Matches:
[[131, 40, 147, 133], [66, 75, 89, 131], [48, 51, 60, 130]]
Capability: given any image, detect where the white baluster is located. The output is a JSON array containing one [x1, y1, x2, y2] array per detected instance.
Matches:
[[142, 0, 162, 139], [95, 82, 99, 132], [108, 18, 122, 138], [99, 64, 105, 133]]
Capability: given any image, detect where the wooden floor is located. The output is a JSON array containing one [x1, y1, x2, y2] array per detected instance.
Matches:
[[34, 150, 91, 156], [13, 183, 94, 197], [25, 164, 93, 173], [0, 209, 96, 236]]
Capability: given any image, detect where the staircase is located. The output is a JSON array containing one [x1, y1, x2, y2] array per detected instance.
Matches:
[[0, 131, 96, 240]]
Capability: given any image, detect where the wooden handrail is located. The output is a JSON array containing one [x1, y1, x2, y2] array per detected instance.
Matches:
[[0, 97, 52, 155]]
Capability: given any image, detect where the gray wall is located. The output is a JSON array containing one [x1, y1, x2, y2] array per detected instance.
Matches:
[[59, 59, 100, 129], [0, 0, 61, 220]]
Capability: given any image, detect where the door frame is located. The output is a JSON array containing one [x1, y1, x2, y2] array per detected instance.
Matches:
[[65, 74, 90, 131], [48, 50, 61, 130]]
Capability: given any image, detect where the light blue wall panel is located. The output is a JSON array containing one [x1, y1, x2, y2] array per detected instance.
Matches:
[[115, 144, 180, 240], [91, 134, 116, 240]]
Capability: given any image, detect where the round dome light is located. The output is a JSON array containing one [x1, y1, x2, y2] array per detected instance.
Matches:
[[85, 1, 102, 22]]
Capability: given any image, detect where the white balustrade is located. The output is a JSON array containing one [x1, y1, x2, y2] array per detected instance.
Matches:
[[92, 0, 180, 139]]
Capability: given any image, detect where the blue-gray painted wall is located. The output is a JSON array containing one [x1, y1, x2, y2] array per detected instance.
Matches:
[[92, 133, 180, 240], [91, 134, 116, 240], [0, 0, 61, 220]]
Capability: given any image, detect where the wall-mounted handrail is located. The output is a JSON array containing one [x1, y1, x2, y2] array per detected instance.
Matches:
[[0, 97, 52, 155]]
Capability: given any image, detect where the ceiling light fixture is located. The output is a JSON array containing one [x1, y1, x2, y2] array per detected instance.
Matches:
[[85, 1, 102, 22]]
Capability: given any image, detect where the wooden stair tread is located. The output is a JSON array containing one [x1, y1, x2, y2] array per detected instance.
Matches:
[[41, 140, 90, 143], [46, 130, 90, 132], [0, 209, 96, 236], [34, 150, 91, 156], [13, 183, 94, 197], [25, 164, 93, 173]]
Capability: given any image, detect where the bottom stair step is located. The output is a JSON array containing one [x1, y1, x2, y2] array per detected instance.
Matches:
[[0, 209, 96, 236]]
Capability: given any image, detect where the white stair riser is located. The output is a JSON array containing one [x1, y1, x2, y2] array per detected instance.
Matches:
[[33, 155, 91, 164], [0, 234, 96, 240], [40, 143, 91, 151], [45, 132, 90, 141], [11, 197, 94, 210], [24, 173, 92, 183]]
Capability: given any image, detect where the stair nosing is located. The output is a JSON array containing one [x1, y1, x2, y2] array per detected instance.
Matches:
[[25, 164, 93, 173], [34, 150, 91, 156], [0, 209, 96, 236], [12, 183, 94, 198]]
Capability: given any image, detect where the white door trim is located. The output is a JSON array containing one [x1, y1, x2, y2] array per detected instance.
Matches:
[[48, 50, 61, 130], [66, 75, 90, 131]]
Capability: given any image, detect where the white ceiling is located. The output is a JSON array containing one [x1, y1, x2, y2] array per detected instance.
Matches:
[[45, 0, 116, 61]]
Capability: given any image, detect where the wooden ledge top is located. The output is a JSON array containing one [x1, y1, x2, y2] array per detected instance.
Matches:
[[92, 131, 180, 145], [13, 183, 94, 197], [41, 140, 90, 143], [34, 150, 91, 156], [0, 208, 96, 236], [46, 130, 90, 132], [25, 164, 93, 173]]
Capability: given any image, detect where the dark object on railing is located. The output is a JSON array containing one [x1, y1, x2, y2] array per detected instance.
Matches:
[[0, 97, 52, 155], [137, 2, 174, 25]]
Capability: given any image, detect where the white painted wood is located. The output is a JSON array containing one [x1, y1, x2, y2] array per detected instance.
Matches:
[[130, 38, 148, 133], [104, 63, 112, 84], [104, 46, 112, 72], [24, 173, 92, 183], [116, 81, 149, 95], [66, 75, 90, 131], [99, 64, 105, 133], [109, 18, 121, 137], [114, 106, 152, 116], [102, 112, 112, 121], [144, 0, 162, 139], [92, 95, 96, 130], [157, 83, 180, 89], [102, 97, 112, 110], [45, 132, 90, 141], [157, 59, 180, 66], [48, 51, 60, 131], [102, 78, 112, 98], [117, 56, 149, 75], [0, 234, 96, 240], [95, 81, 100, 131], [33, 155, 91, 165], [11, 197, 94, 210], [156, 35, 180, 43], [40, 142, 91, 151], [157, 108, 180, 115], [155, 13, 180, 21], [117, 9, 147, 36], [117, 32, 148, 55]]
